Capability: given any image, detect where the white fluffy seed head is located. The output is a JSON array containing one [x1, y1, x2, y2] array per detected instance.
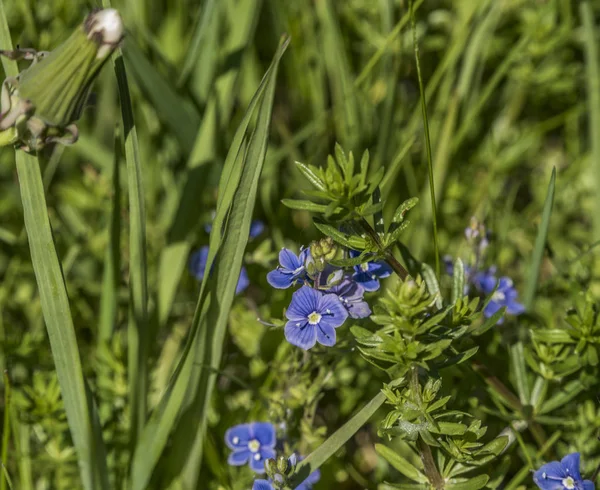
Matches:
[[94, 9, 124, 44]]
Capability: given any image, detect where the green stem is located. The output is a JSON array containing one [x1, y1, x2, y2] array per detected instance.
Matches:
[[410, 367, 444, 490], [359, 218, 409, 280]]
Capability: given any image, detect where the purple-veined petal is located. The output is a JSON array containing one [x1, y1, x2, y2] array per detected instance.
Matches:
[[267, 269, 294, 289], [561, 453, 582, 481], [279, 248, 301, 271], [287, 286, 321, 319], [318, 293, 349, 328], [225, 423, 251, 449], [285, 322, 317, 350], [316, 322, 337, 347], [347, 299, 372, 319], [253, 480, 275, 490], [251, 422, 276, 448], [228, 449, 251, 466]]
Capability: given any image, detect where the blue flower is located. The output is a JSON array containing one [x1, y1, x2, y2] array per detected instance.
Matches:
[[349, 250, 392, 292], [251, 455, 321, 490], [267, 248, 310, 289], [285, 286, 348, 350], [189, 246, 249, 294], [225, 422, 276, 473], [249, 220, 266, 239], [534, 453, 594, 490], [327, 278, 371, 319], [475, 273, 525, 322], [252, 481, 274, 490]]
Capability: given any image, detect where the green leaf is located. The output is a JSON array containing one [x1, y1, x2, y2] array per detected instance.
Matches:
[[129, 36, 289, 490], [122, 38, 200, 154], [15, 151, 109, 490], [451, 258, 465, 305], [290, 391, 386, 486], [281, 199, 330, 213], [471, 307, 505, 336], [509, 342, 530, 405], [523, 168, 555, 308], [530, 329, 574, 344], [392, 197, 419, 224], [313, 221, 367, 249], [446, 475, 490, 490], [295, 161, 326, 191], [539, 380, 586, 415], [112, 51, 150, 444], [375, 444, 428, 484]]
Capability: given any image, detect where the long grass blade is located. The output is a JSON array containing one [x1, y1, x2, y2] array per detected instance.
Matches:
[[290, 392, 386, 487], [15, 150, 110, 490], [523, 168, 556, 308], [411, 1, 439, 277], [129, 37, 289, 490], [580, 1, 600, 241]]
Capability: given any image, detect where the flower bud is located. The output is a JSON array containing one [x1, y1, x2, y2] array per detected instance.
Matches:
[[0, 9, 124, 151]]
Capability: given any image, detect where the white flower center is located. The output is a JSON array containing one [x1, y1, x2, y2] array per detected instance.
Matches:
[[360, 262, 370, 272], [308, 311, 322, 324], [248, 439, 261, 453], [492, 290, 505, 302], [562, 477, 575, 489]]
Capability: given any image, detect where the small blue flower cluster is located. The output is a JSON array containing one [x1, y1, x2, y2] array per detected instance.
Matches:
[[266, 247, 391, 350], [225, 422, 320, 490], [445, 218, 524, 324], [189, 219, 265, 294], [533, 452, 594, 490]]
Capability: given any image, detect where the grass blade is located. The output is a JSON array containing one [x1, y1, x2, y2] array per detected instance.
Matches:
[[411, 1, 439, 277], [290, 391, 386, 486], [15, 150, 110, 490], [129, 37, 289, 490], [523, 168, 556, 308], [580, 2, 600, 241], [98, 134, 122, 344]]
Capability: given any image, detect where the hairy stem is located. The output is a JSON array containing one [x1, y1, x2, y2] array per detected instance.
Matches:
[[359, 218, 409, 280]]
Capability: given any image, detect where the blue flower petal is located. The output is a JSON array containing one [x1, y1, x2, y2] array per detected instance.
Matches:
[[583, 480, 595, 490], [267, 269, 294, 289], [507, 299, 525, 316], [369, 260, 392, 278], [225, 423, 251, 449], [285, 321, 317, 350], [249, 220, 265, 239], [534, 463, 567, 490], [253, 480, 275, 490], [318, 293, 349, 328], [189, 246, 210, 281], [250, 447, 275, 473], [473, 271, 497, 294], [251, 422, 276, 448], [287, 286, 321, 319], [561, 453, 582, 481], [348, 300, 372, 319], [228, 449, 251, 466], [279, 248, 302, 271], [353, 271, 380, 292], [236, 267, 250, 294], [483, 300, 504, 323], [316, 322, 337, 347]]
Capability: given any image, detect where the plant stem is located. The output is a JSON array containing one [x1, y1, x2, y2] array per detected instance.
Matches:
[[410, 367, 444, 489], [359, 218, 409, 280]]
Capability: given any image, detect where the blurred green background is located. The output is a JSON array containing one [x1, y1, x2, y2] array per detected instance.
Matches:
[[1, 0, 600, 488]]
